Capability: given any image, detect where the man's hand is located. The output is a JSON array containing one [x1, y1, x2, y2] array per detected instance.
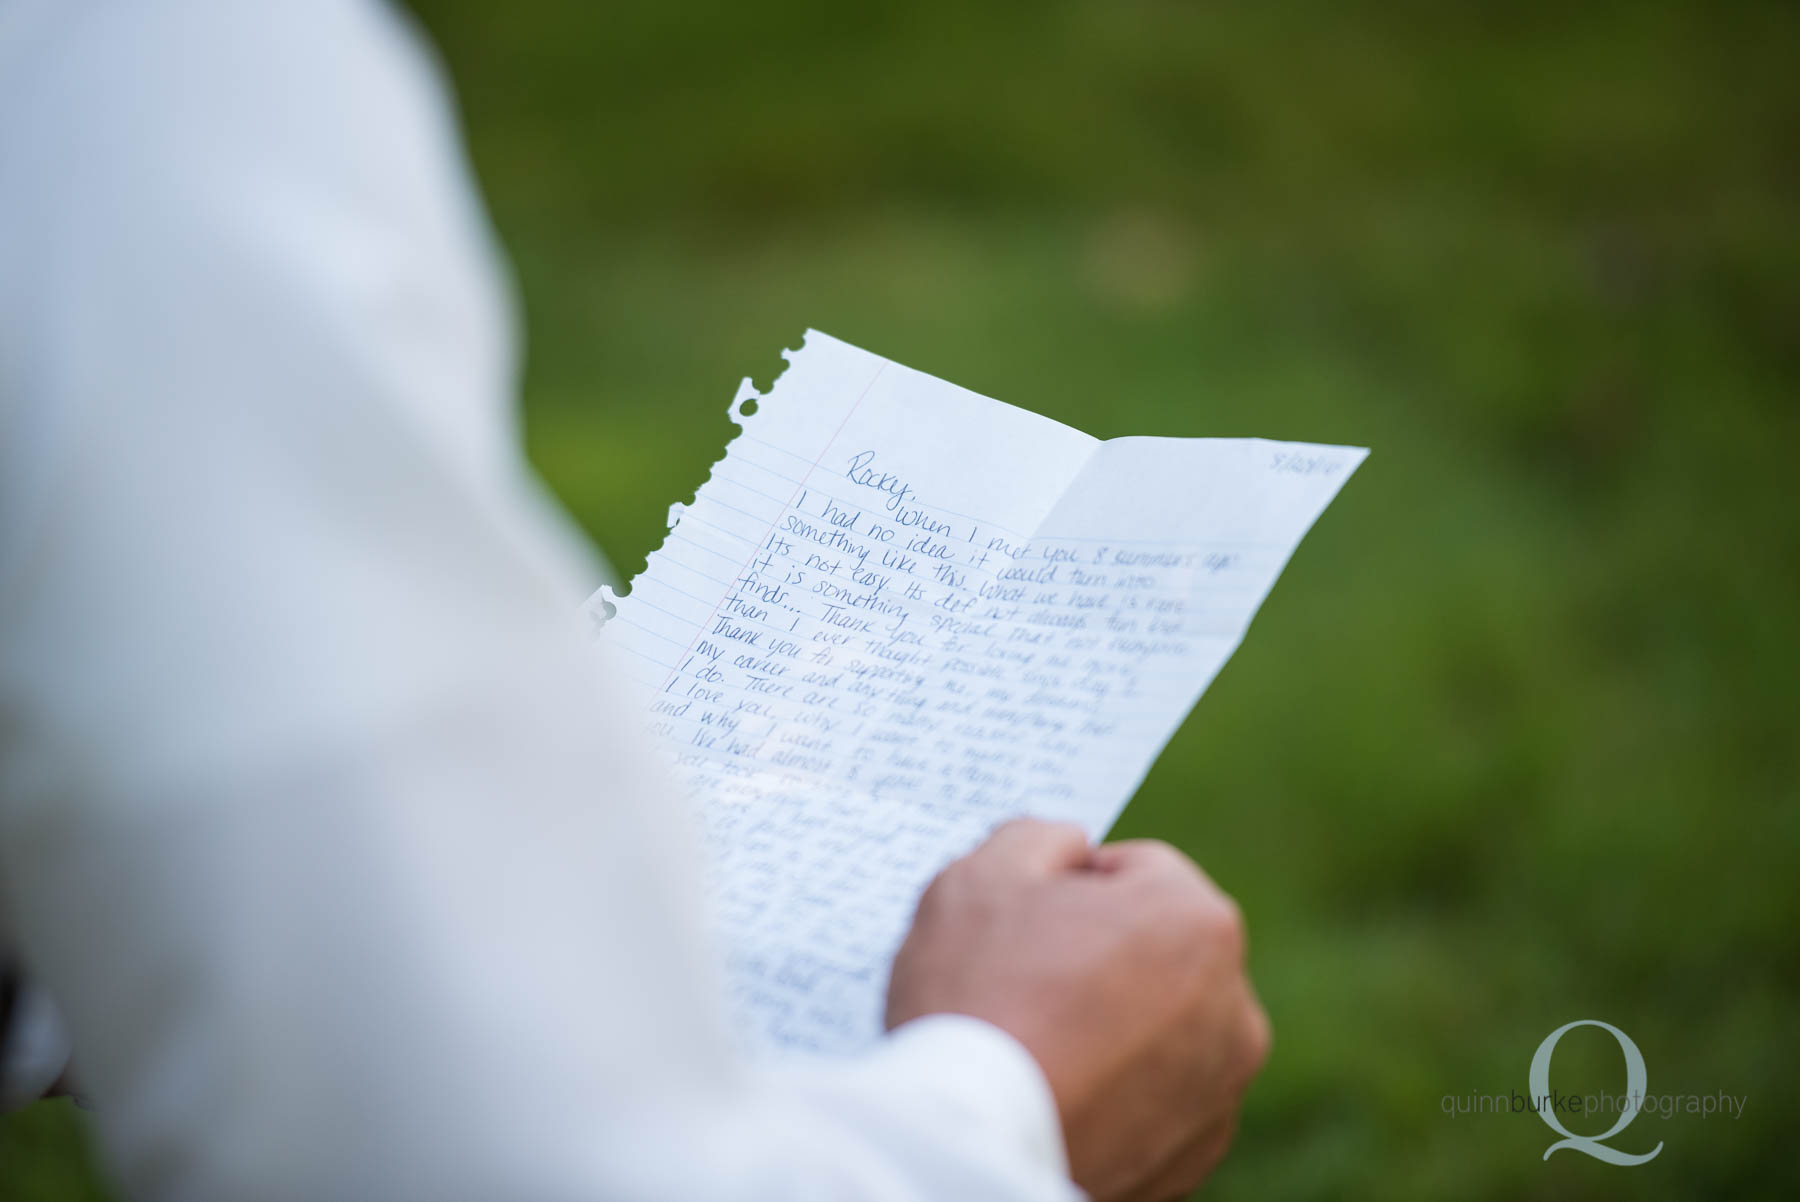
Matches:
[[886, 819, 1271, 1202]]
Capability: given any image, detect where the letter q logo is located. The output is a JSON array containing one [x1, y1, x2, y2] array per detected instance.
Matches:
[[1530, 1019, 1663, 1165]]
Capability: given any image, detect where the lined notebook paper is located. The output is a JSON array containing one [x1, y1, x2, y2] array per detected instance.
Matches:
[[592, 330, 1365, 1056]]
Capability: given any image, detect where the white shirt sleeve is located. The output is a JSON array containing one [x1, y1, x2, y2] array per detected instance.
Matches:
[[0, 2, 1078, 1198]]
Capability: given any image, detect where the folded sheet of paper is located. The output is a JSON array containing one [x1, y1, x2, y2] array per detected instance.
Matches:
[[591, 330, 1365, 1057]]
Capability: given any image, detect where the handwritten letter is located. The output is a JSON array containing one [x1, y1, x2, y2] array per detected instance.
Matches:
[[592, 331, 1366, 1056]]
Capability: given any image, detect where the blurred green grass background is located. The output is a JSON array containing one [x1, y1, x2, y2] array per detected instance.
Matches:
[[4, 0, 1795, 1197]]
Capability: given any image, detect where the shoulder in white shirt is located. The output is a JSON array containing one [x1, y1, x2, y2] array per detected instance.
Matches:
[[0, 2, 1074, 1198]]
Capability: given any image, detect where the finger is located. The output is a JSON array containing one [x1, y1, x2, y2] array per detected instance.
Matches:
[[1121, 1112, 1239, 1202], [969, 817, 1092, 876], [1088, 838, 1206, 882], [1234, 985, 1273, 1083]]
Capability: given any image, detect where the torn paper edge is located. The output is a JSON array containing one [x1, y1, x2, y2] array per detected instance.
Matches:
[[586, 331, 816, 632]]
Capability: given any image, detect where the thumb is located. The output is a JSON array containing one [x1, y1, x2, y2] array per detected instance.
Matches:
[[968, 817, 1094, 877]]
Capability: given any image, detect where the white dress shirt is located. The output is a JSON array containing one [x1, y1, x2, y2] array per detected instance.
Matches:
[[0, 2, 1077, 1198]]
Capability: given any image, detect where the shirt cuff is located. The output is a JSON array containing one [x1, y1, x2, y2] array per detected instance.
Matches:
[[877, 1013, 1071, 1182], [0, 980, 73, 1111]]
